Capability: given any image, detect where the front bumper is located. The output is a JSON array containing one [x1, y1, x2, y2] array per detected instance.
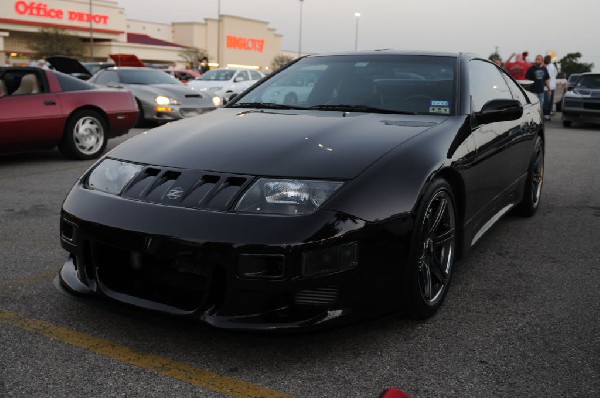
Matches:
[[58, 183, 413, 331], [562, 97, 600, 124], [141, 102, 217, 123]]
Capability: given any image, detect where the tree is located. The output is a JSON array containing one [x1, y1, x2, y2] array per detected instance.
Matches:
[[488, 51, 501, 63], [178, 47, 209, 70], [270, 54, 294, 72], [558, 52, 594, 78], [29, 27, 85, 58]]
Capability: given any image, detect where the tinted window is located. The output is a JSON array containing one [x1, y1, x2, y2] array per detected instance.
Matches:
[[93, 70, 119, 85], [501, 70, 530, 105], [574, 74, 600, 89], [56, 71, 95, 92], [117, 69, 180, 85], [469, 60, 512, 112], [235, 54, 457, 115]]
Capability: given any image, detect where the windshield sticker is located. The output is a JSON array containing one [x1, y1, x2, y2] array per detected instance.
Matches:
[[430, 100, 450, 114]]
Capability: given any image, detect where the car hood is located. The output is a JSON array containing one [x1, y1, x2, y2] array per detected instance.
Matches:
[[123, 83, 204, 100], [188, 80, 233, 88], [565, 88, 600, 98], [109, 108, 445, 179], [46, 55, 91, 76]]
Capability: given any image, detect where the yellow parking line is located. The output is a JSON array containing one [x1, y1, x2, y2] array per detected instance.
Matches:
[[0, 269, 57, 294], [0, 309, 296, 398]]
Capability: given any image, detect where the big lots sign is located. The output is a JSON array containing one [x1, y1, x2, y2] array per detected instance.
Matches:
[[14, 1, 110, 24], [226, 35, 265, 53]]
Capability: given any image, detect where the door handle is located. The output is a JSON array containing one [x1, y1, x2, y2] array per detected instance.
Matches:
[[43, 100, 56, 105]]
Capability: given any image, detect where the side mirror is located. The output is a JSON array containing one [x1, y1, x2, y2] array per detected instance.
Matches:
[[233, 76, 244, 83], [475, 98, 523, 124]]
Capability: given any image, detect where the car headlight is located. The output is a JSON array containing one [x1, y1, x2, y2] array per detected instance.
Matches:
[[155, 95, 181, 105], [212, 96, 222, 107], [235, 178, 343, 215], [87, 159, 144, 194]]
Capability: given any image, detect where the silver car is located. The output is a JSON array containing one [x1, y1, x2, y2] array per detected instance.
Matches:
[[89, 67, 221, 125], [188, 68, 265, 104]]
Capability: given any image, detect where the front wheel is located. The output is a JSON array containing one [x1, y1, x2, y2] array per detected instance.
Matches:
[[562, 120, 572, 128], [58, 110, 107, 160], [404, 179, 457, 319]]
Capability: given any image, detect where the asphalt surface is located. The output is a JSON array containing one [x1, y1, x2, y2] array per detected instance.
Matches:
[[1, 118, 599, 398]]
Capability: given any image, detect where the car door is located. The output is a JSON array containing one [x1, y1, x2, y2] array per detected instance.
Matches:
[[0, 70, 63, 153], [468, 59, 533, 234]]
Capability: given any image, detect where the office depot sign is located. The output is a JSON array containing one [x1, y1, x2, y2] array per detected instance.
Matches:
[[14, 1, 109, 24], [227, 35, 265, 53]]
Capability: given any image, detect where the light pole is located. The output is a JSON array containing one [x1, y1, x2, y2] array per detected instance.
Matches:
[[217, 0, 221, 67], [354, 12, 360, 51], [89, 0, 94, 60], [298, 0, 304, 58]]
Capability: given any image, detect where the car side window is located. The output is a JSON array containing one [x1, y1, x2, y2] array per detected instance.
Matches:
[[236, 71, 249, 81], [94, 70, 119, 85], [249, 70, 262, 80], [500, 70, 530, 105], [469, 60, 513, 112]]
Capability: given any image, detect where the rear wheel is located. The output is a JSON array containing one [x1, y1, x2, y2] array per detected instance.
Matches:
[[514, 136, 544, 216], [58, 110, 107, 160], [404, 179, 457, 319], [562, 120, 572, 127]]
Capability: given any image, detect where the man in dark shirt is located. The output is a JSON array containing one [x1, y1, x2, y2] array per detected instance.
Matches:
[[525, 55, 551, 114]]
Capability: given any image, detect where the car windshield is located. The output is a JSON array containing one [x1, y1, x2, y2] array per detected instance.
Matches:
[[199, 69, 235, 81], [118, 69, 181, 85], [231, 54, 457, 115], [574, 75, 600, 89]]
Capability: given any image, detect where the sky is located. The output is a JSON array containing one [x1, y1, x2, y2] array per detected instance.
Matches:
[[116, 0, 599, 71]]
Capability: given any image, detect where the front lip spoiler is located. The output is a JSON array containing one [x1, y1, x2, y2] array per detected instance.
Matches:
[[57, 256, 351, 332]]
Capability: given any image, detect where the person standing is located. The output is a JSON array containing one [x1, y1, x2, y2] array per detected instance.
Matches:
[[198, 57, 210, 75], [543, 55, 558, 120], [525, 55, 551, 115]]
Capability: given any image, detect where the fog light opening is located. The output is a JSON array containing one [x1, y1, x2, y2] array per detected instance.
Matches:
[[301, 242, 358, 277], [237, 254, 285, 279]]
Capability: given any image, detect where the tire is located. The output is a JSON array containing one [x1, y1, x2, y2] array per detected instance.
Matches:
[[514, 136, 544, 217], [404, 179, 457, 319], [562, 120, 572, 128], [58, 110, 107, 160], [135, 99, 147, 128]]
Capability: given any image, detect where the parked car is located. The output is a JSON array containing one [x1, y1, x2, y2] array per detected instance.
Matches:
[[561, 72, 600, 127], [188, 67, 265, 103], [566, 73, 582, 91], [164, 69, 200, 84], [58, 51, 544, 331], [553, 72, 568, 111], [88, 66, 220, 125], [0, 66, 138, 159], [259, 70, 320, 105]]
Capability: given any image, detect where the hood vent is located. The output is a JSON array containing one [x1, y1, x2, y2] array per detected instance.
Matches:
[[121, 167, 254, 211]]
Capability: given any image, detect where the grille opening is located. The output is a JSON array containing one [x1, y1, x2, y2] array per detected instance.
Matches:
[[60, 218, 76, 242], [95, 244, 209, 311], [123, 168, 161, 198], [145, 171, 182, 202], [295, 286, 340, 306]]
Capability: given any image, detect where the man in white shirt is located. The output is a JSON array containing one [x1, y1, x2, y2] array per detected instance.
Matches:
[[544, 55, 558, 121]]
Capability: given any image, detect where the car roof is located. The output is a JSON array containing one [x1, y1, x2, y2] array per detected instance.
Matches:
[[305, 50, 468, 58]]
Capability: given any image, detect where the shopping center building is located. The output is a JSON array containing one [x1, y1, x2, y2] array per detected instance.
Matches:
[[0, 0, 287, 71]]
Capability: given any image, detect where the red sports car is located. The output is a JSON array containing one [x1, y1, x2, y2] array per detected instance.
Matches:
[[0, 66, 139, 159]]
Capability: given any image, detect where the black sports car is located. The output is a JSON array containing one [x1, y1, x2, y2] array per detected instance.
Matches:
[[58, 51, 545, 331]]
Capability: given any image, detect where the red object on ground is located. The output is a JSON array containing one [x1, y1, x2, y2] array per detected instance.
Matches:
[[504, 61, 532, 80], [379, 387, 413, 398]]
